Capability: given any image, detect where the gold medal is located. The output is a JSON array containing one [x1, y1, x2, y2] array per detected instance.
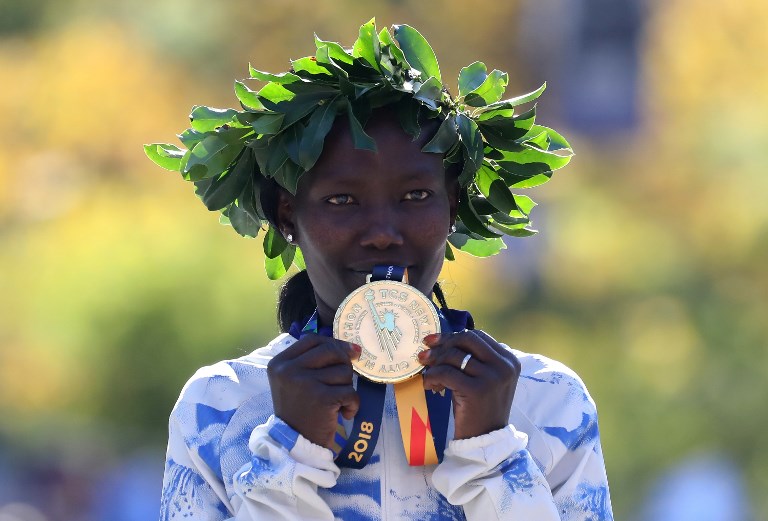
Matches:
[[333, 280, 440, 384]]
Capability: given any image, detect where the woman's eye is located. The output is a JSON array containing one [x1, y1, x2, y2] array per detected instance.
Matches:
[[326, 194, 355, 205], [403, 190, 431, 201]]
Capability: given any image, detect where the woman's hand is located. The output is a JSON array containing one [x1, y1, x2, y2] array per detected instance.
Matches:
[[418, 330, 521, 440], [267, 335, 361, 448]]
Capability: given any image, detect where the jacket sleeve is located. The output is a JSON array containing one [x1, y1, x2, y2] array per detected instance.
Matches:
[[431, 426, 561, 520], [230, 415, 340, 521], [432, 369, 613, 520], [160, 408, 340, 521], [159, 402, 234, 521], [545, 403, 614, 520]]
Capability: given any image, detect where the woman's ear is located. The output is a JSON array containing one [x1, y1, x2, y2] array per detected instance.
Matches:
[[276, 188, 296, 241]]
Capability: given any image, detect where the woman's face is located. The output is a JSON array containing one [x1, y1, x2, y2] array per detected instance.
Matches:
[[278, 113, 458, 324]]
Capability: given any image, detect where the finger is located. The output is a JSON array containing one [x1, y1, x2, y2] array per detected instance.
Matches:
[[471, 329, 513, 359], [422, 364, 472, 393], [418, 345, 483, 377], [295, 339, 361, 369], [311, 363, 355, 386], [471, 330, 522, 375], [279, 334, 360, 361], [329, 385, 360, 420], [423, 331, 497, 364], [420, 331, 494, 369]]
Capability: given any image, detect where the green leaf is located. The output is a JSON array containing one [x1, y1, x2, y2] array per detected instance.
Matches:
[[250, 113, 285, 134], [413, 76, 443, 110], [297, 96, 340, 170], [227, 200, 260, 237], [379, 28, 408, 69], [234, 81, 265, 110], [396, 99, 421, 139], [293, 247, 306, 270], [526, 125, 572, 152], [262, 134, 290, 179], [509, 173, 552, 188], [476, 165, 518, 214], [265, 245, 296, 280], [257, 82, 296, 105], [189, 106, 239, 132], [144, 143, 185, 171], [457, 191, 501, 238], [422, 115, 458, 153], [457, 114, 484, 185], [240, 176, 266, 222], [476, 106, 537, 149], [448, 232, 506, 257], [494, 143, 573, 178], [201, 148, 253, 211], [478, 82, 547, 113], [353, 18, 382, 72], [180, 149, 206, 181], [444, 242, 455, 261], [489, 209, 530, 225], [177, 128, 208, 148], [248, 66, 301, 84], [315, 35, 354, 66], [458, 61, 488, 97], [260, 83, 339, 127], [514, 194, 537, 215], [488, 220, 537, 237], [263, 226, 289, 258], [464, 70, 508, 107], [282, 124, 303, 165], [468, 195, 496, 215], [346, 100, 377, 151], [336, 70, 355, 98], [393, 24, 441, 83], [231, 112, 262, 129], [291, 57, 333, 80], [184, 136, 244, 181], [273, 158, 303, 194], [476, 107, 514, 122], [524, 129, 549, 150], [193, 177, 214, 199]]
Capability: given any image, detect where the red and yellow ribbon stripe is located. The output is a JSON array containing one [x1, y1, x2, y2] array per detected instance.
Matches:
[[393, 375, 439, 466]]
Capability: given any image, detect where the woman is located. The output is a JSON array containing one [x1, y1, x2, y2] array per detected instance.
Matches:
[[149, 21, 613, 520]]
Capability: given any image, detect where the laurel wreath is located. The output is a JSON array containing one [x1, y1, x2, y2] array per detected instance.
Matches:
[[145, 19, 573, 279]]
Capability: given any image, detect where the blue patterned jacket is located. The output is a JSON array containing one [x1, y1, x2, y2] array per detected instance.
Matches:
[[160, 333, 613, 520]]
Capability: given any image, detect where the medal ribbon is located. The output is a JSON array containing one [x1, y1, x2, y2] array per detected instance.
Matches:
[[289, 266, 473, 468], [333, 265, 406, 468], [392, 305, 467, 465]]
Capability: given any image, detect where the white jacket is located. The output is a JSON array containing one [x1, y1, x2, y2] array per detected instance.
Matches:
[[160, 333, 613, 520]]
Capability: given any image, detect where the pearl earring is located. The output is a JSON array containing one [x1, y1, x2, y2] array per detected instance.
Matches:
[[450, 224, 457, 234], [285, 233, 293, 243]]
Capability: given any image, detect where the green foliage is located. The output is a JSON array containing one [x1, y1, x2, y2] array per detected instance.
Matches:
[[144, 143, 185, 171], [145, 19, 573, 271], [393, 24, 442, 83]]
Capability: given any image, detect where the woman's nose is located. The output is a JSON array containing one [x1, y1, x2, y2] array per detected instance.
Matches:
[[359, 208, 405, 250]]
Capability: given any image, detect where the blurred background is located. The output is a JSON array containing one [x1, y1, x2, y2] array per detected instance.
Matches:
[[0, 0, 765, 519]]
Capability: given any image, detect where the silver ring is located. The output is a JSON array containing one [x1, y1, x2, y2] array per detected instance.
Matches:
[[460, 353, 472, 372]]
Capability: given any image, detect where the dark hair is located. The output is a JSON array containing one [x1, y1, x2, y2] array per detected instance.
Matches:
[[277, 270, 316, 332]]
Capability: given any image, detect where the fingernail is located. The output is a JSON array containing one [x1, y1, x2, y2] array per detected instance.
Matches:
[[417, 349, 430, 363], [350, 343, 362, 355], [423, 333, 441, 346]]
